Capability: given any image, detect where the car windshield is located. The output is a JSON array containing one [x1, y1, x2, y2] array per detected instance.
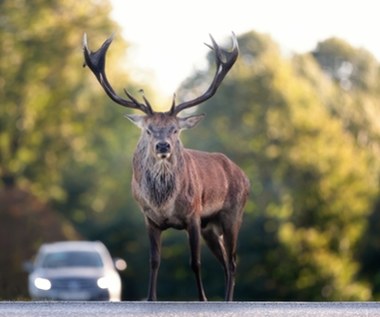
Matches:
[[40, 251, 103, 268]]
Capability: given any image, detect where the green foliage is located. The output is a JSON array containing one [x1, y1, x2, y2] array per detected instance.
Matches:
[[1, 0, 116, 196], [0, 184, 80, 299], [1, 2, 380, 301], [0, 0, 146, 299], [179, 31, 378, 300]]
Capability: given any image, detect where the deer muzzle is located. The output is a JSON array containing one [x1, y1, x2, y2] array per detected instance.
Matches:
[[155, 141, 171, 159]]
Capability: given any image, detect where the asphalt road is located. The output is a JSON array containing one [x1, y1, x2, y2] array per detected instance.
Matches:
[[1, 301, 380, 317]]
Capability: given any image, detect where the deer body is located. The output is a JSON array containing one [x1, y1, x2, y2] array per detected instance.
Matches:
[[132, 137, 249, 231], [83, 33, 250, 301]]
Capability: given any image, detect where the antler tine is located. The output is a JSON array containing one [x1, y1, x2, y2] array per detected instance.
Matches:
[[169, 93, 176, 114], [83, 33, 153, 115], [139, 89, 154, 111], [171, 33, 239, 115]]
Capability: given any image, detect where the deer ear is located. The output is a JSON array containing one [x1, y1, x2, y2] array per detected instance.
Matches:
[[178, 114, 205, 130], [124, 114, 145, 128]]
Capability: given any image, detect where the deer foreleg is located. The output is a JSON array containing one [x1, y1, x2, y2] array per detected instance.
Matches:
[[188, 218, 207, 301], [146, 219, 162, 301]]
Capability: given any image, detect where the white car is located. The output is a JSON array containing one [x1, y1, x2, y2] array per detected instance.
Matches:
[[27, 241, 123, 301]]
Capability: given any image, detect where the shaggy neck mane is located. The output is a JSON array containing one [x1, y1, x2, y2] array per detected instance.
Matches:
[[145, 160, 176, 207], [136, 142, 183, 207]]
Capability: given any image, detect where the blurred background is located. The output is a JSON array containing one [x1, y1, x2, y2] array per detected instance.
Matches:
[[1, 0, 380, 301]]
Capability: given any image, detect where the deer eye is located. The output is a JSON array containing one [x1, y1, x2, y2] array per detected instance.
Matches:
[[146, 129, 152, 136], [169, 127, 178, 134]]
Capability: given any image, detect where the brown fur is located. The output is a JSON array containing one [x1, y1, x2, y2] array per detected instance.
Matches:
[[129, 113, 250, 301]]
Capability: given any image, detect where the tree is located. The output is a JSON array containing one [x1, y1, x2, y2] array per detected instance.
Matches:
[[306, 38, 380, 299], [0, 177, 79, 299], [0, 0, 137, 196], [0, 0, 147, 299], [178, 31, 377, 300]]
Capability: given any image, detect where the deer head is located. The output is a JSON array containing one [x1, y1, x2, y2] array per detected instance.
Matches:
[[125, 112, 205, 160]]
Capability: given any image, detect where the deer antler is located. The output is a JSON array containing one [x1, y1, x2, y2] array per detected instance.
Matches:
[[169, 33, 239, 115], [83, 33, 153, 115]]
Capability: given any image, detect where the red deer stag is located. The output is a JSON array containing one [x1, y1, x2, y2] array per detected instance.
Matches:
[[83, 33, 250, 301]]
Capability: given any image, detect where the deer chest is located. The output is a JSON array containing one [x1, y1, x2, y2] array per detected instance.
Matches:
[[142, 203, 189, 230]]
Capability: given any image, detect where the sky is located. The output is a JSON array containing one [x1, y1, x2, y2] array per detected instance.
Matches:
[[109, 0, 380, 99]]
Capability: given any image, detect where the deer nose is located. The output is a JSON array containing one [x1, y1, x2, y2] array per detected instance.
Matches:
[[156, 142, 171, 154]]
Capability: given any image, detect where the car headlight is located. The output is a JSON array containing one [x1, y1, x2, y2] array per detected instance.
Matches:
[[34, 277, 52, 291], [97, 276, 111, 289]]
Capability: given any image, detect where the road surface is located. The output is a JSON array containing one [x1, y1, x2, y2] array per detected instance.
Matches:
[[1, 301, 380, 317]]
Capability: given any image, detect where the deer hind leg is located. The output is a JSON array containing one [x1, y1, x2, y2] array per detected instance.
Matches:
[[188, 218, 207, 301], [201, 224, 228, 282], [222, 214, 243, 301]]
